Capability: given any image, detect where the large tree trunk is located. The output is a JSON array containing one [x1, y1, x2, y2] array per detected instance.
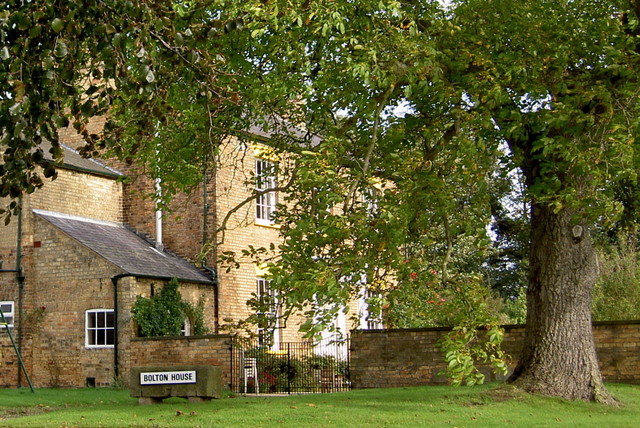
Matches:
[[508, 203, 615, 404]]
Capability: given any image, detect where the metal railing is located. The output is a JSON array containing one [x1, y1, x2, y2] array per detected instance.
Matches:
[[231, 337, 350, 394]]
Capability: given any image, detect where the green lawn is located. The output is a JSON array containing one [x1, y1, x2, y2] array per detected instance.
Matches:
[[1, 384, 639, 427]]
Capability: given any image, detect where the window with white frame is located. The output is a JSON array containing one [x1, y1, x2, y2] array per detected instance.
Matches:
[[359, 288, 384, 330], [363, 187, 379, 217], [181, 317, 191, 336], [255, 159, 277, 224], [0, 301, 14, 328], [256, 278, 279, 348], [85, 309, 115, 348]]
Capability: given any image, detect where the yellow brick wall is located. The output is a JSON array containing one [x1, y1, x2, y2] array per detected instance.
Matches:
[[28, 168, 123, 222], [115, 277, 217, 387], [350, 322, 640, 388], [22, 217, 124, 387], [213, 139, 302, 340]]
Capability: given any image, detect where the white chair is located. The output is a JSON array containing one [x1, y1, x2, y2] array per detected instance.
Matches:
[[243, 357, 259, 394]]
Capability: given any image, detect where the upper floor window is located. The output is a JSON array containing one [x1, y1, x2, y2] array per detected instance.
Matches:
[[85, 309, 115, 348], [363, 187, 379, 217], [255, 159, 277, 224], [0, 301, 14, 328]]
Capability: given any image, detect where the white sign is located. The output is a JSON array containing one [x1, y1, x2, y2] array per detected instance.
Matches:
[[140, 370, 197, 385]]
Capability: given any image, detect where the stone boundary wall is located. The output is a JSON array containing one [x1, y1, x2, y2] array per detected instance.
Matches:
[[128, 335, 233, 390], [350, 321, 640, 389]]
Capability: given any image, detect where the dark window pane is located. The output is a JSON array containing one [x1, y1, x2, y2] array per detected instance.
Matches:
[[88, 329, 97, 345], [88, 313, 96, 329], [106, 328, 115, 345], [106, 311, 115, 327], [96, 329, 105, 345], [97, 312, 106, 328]]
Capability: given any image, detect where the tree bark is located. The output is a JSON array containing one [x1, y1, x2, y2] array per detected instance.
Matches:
[[508, 202, 615, 404]]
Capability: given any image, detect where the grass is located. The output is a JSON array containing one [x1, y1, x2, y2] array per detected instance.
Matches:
[[0, 383, 639, 427]]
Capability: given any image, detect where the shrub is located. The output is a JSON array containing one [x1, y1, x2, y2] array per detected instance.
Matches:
[[131, 278, 208, 337], [592, 240, 640, 321]]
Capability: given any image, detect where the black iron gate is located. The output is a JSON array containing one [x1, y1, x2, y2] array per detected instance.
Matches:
[[231, 338, 350, 394]]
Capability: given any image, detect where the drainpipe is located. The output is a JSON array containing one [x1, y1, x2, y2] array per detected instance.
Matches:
[[203, 168, 209, 248], [201, 264, 218, 333], [202, 165, 220, 332], [154, 178, 163, 251], [16, 196, 24, 387], [0, 197, 27, 389], [111, 273, 134, 381]]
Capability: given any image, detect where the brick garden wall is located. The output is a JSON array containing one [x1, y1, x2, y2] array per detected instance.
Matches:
[[128, 335, 234, 390], [350, 321, 640, 389]]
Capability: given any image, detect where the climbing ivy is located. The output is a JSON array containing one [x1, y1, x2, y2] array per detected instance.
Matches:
[[131, 278, 208, 337]]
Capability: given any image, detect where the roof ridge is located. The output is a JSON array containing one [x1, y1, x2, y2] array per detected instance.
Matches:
[[57, 142, 123, 176], [32, 209, 122, 227]]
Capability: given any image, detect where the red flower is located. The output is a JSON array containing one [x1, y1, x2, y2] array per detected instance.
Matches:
[[409, 272, 418, 280]]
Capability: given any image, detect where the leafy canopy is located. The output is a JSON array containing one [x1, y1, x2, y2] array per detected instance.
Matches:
[[3, 0, 640, 386]]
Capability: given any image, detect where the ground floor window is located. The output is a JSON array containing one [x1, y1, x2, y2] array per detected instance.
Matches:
[[181, 317, 191, 336], [0, 301, 14, 328], [256, 278, 280, 349], [359, 289, 384, 330], [85, 309, 115, 348]]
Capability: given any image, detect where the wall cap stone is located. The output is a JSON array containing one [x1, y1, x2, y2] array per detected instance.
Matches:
[[131, 334, 234, 342]]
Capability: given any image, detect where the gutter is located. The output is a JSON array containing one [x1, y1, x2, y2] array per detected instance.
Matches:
[[49, 163, 122, 179]]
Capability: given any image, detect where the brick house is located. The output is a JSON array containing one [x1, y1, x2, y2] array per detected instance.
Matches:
[[0, 123, 371, 388]]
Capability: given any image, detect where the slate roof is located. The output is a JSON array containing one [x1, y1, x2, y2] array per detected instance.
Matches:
[[41, 140, 122, 178], [246, 114, 323, 148], [34, 209, 213, 284]]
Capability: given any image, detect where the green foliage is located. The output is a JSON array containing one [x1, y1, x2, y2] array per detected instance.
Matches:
[[592, 238, 640, 321], [0, 0, 244, 215], [439, 323, 509, 387], [485, 171, 530, 300], [5, 0, 640, 396], [131, 278, 208, 337], [426, 276, 510, 386], [184, 296, 209, 336], [498, 292, 528, 325]]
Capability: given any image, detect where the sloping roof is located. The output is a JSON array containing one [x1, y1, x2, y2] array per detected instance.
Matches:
[[41, 140, 122, 178], [245, 114, 323, 148], [33, 209, 213, 284]]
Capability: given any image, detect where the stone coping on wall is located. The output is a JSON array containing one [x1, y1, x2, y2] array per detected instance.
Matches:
[[130, 333, 234, 342], [351, 319, 640, 334]]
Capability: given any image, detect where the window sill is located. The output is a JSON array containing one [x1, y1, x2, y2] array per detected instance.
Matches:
[[254, 219, 281, 229]]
